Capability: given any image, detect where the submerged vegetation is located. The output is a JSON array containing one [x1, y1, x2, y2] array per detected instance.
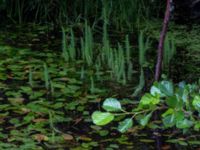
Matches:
[[0, 0, 199, 149]]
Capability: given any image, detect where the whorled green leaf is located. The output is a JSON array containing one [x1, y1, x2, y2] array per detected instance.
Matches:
[[139, 94, 160, 108], [92, 111, 114, 126], [139, 113, 152, 126], [192, 96, 200, 112], [176, 119, 193, 129], [117, 118, 133, 133], [102, 98, 122, 112]]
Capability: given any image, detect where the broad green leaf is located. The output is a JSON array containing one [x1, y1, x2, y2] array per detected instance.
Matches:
[[181, 89, 189, 103], [150, 86, 162, 96], [117, 118, 133, 133], [139, 94, 160, 108], [139, 113, 152, 126], [176, 119, 193, 129], [192, 96, 200, 112], [92, 111, 114, 126], [165, 96, 178, 108], [162, 114, 176, 128], [174, 111, 185, 122], [102, 98, 122, 112], [162, 108, 174, 117], [159, 81, 174, 96], [162, 109, 185, 128], [194, 122, 200, 131], [150, 82, 165, 97]]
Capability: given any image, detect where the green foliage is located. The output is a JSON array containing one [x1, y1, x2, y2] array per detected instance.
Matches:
[[192, 96, 200, 112], [0, 45, 117, 149], [61, 21, 134, 84], [62, 27, 69, 61], [139, 112, 152, 126], [1, 2, 199, 148], [92, 111, 114, 126], [139, 94, 160, 108], [151, 80, 174, 97], [141, 21, 200, 80], [139, 31, 149, 67], [163, 35, 176, 69], [132, 32, 150, 96], [2, 0, 160, 29], [43, 63, 50, 89], [82, 22, 93, 66], [118, 118, 133, 133], [92, 80, 200, 133], [102, 98, 122, 112]]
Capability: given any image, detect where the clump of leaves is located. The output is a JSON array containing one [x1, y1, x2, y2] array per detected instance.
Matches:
[[92, 80, 200, 133]]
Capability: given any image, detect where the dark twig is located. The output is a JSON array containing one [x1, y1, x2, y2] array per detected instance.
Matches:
[[154, 0, 171, 150], [155, 0, 171, 81]]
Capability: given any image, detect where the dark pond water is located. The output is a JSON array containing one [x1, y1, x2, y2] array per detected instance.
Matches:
[[0, 24, 199, 150]]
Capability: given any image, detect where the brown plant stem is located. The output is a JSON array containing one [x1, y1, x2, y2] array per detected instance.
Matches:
[[155, 0, 171, 81], [154, 1, 171, 150]]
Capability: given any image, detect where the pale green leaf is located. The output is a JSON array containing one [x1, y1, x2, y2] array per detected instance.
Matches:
[[139, 94, 160, 107], [192, 96, 200, 112], [162, 114, 176, 128], [150, 85, 163, 96], [159, 81, 174, 96], [92, 111, 114, 126], [140, 113, 152, 126], [102, 98, 122, 112], [176, 119, 193, 129], [118, 118, 133, 133]]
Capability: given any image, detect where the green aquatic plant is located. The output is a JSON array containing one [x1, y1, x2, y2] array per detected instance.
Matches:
[[163, 35, 176, 69], [139, 31, 149, 67], [28, 67, 33, 87], [124, 35, 134, 81], [132, 31, 150, 96], [90, 76, 95, 93], [61, 27, 69, 62], [43, 63, 50, 90], [102, 7, 110, 64], [81, 22, 93, 66], [68, 28, 76, 61], [92, 80, 200, 135], [3, 0, 160, 30]]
